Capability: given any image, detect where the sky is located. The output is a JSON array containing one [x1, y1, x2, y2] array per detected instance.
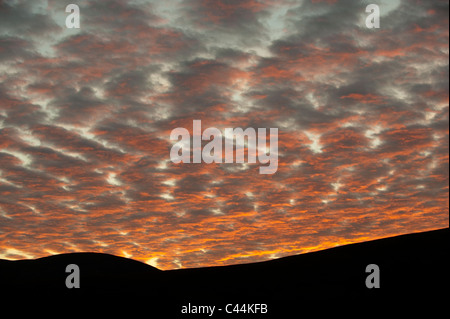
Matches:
[[0, 0, 448, 270]]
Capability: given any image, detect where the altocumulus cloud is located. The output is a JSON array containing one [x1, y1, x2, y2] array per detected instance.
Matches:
[[0, 0, 448, 269]]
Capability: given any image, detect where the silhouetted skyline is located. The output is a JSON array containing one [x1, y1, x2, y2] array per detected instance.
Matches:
[[0, 0, 448, 270]]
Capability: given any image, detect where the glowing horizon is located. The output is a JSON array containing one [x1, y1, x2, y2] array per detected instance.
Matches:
[[0, 0, 448, 270]]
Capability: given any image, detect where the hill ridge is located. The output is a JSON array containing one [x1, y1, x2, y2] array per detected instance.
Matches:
[[1, 228, 448, 313]]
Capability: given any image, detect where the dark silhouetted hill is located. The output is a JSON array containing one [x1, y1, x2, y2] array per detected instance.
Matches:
[[1, 252, 161, 294], [1, 228, 448, 316]]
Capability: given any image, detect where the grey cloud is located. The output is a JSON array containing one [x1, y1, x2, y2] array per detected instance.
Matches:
[[0, 0, 61, 37]]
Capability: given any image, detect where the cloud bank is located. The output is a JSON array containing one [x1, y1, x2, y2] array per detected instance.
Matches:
[[0, 0, 448, 269]]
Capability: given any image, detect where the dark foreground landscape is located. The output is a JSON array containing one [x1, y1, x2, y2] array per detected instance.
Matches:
[[1, 228, 448, 316]]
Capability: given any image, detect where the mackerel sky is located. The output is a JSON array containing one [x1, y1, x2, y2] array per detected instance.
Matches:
[[0, 0, 448, 269]]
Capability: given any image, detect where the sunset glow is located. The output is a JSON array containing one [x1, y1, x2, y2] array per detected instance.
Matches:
[[0, 0, 448, 270]]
